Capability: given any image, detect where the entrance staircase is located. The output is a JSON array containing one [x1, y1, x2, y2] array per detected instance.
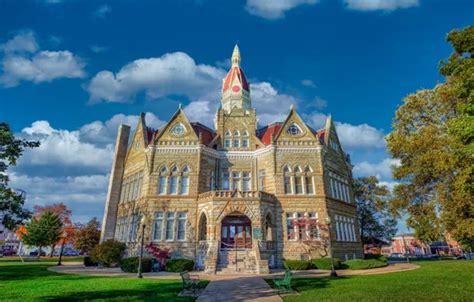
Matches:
[[217, 249, 257, 274]]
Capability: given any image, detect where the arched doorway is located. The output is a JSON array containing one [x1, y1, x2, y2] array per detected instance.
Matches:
[[221, 212, 252, 249], [263, 213, 274, 241], [198, 213, 207, 241]]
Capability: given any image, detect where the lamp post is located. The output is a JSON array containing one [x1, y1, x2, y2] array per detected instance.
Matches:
[[57, 229, 68, 266], [401, 233, 410, 264], [325, 216, 338, 277], [137, 215, 147, 278]]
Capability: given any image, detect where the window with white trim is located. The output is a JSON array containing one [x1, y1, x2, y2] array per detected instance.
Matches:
[[165, 212, 175, 240], [335, 215, 356, 242], [258, 169, 266, 191], [153, 212, 164, 241], [177, 213, 187, 241], [283, 166, 292, 194], [221, 169, 230, 190], [242, 172, 251, 191]]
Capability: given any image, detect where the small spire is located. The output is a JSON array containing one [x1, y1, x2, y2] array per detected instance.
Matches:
[[290, 104, 294, 110], [231, 44, 241, 67]]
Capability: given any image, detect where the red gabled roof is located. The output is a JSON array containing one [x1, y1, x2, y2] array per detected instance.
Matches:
[[191, 122, 215, 145], [257, 123, 283, 145], [315, 129, 325, 145], [222, 66, 249, 92], [145, 127, 155, 145]]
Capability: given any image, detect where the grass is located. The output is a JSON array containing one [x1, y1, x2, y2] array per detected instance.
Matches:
[[267, 260, 474, 301], [0, 258, 207, 301]]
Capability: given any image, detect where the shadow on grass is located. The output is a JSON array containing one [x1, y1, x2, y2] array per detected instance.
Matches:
[[40, 284, 193, 302]]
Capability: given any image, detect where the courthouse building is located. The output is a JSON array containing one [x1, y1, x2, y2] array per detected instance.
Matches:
[[101, 46, 363, 273]]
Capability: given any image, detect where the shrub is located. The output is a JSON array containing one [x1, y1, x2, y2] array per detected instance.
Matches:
[[120, 257, 152, 273], [83, 256, 98, 267], [344, 259, 388, 270], [311, 257, 343, 270], [166, 259, 195, 272], [90, 239, 126, 267], [365, 254, 388, 263], [283, 260, 311, 270]]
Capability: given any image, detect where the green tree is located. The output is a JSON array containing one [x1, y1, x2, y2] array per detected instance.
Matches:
[[21, 211, 63, 258], [386, 26, 474, 249], [90, 239, 126, 267], [0, 123, 39, 229], [74, 218, 101, 254], [353, 176, 398, 245]]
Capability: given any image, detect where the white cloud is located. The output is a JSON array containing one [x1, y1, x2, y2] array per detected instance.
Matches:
[[251, 82, 297, 125], [0, 31, 86, 87], [344, 0, 419, 11], [301, 79, 317, 88], [312, 96, 327, 109], [353, 158, 400, 180], [0, 31, 38, 53], [304, 111, 328, 129], [86, 52, 225, 103], [90, 45, 108, 53], [335, 122, 385, 149], [93, 4, 111, 18], [245, 0, 319, 19]]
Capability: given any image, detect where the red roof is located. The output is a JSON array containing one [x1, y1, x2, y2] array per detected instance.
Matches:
[[222, 66, 249, 92], [257, 123, 282, 145], [146, 127, 155, 145], [191, 122, 215, 145], [315, 129, 325, 145]]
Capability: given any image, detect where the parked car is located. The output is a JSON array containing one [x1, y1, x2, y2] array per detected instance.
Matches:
[[63, 250, 80, 256], [390, 253, 403, 258], [29, 250, 46, 256], [2, 248, 17, 256]]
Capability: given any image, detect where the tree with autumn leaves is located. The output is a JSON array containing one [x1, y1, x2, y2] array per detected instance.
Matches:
[[386, 26, 474, 249]]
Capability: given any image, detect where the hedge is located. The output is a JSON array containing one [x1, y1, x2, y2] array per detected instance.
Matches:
[[90, 240, 126, 267], [283, 260, 311, 270], [166, 259, 194, 272], [343, 259, 388, 270], [120, 257, 152, 273], [364, 254, 388, 263], [83, 256, 98, 267], [311, 257, 343, 270]]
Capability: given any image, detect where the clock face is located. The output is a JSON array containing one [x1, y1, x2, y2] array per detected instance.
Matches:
[[232, 85, 240, 92], [170, 123, 186, 137], [287, 123, 302, 136]]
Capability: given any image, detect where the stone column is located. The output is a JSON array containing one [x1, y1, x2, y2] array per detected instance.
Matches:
[[100, 124, 131, 242]]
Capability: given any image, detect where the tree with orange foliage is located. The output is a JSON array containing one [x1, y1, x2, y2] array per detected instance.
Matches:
[[33, 203, 75, 257]]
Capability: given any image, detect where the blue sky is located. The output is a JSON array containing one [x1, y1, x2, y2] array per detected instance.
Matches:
[[1, 0, 473, 229]]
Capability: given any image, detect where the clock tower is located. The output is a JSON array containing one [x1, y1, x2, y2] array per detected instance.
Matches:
[[220, 45, 251, 113], [215, 45, 258, 150]]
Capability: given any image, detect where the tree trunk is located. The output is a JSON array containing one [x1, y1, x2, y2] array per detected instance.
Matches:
[[38, 246, 42, 260], [50, 244, 55, 257]]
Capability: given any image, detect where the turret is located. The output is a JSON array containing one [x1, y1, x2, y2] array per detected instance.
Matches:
[[221, 45, 251, 113]]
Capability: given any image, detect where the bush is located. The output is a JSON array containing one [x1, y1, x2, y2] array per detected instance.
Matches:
[[166, 259, 195, 272], [120, 257, 152, 273], [311, 257, 343, 270], [90, 239, 126, 267], [83, 256, 98, 267], [344, 259, 388, 270], [283, 260, 311, 270], [365, 254, 388, 263]]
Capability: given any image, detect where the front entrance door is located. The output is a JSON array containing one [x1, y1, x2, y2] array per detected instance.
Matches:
[[221, 215, 252, 248]]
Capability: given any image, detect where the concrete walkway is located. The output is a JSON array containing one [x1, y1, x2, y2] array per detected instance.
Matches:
[[196, 275, 282, 302]]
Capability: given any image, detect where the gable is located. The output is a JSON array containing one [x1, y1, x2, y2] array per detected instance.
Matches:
[[155, 108, 199, 144], [324, 115, 344, 154], [274, 109, 317, 144], [124, 113, 149, 172]]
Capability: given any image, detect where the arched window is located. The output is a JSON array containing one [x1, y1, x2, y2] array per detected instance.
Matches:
[[158, 166, 168, 194], [170, 166, 178, 194], [224, 130, 231, 148], [304, 166, 314, 195], [242, 130, 249, 148], [294, 166, 303, 194], [233, 130, 240, 148], [180, 165, 190, 195], [283, 165, 292, 194]]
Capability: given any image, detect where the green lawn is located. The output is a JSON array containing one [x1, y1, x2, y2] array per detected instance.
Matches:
[[268, 260, 474, 301], [0, 259, 206, 302]]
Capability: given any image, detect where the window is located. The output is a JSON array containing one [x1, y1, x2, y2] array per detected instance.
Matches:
[[158, 176, 167, 194], [242, 130, 249, 148], [170, 176, 178, 194], [221, 169, 230, 190], [305, 176, 314, 194], [170, 123, 186, 137], [233, 139, 240, 147], [242, 172, 251, 191], [209, 171, 215, 190], [180, 176, 189, 194], [128, 214, 139, 242], [232, 172, 240, 190], [225, 130, 231, 148], [258, 170, 265, 191], [286, 213, 295, 240], [335, 215, 356, 242], [283, 166, 292, 194], [153, 212, 164, 241], [177, 213, 187, 241], [294, 166, 303, 194], [165, 212, 175, 240], [287, 123, 302, 135], [233, 130, 240, 137]]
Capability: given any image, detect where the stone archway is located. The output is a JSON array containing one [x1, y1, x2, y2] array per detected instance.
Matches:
[[220, 212, 252, 249]]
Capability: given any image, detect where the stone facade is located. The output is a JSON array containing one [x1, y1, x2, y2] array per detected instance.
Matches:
[[101, 46, 363, 273]]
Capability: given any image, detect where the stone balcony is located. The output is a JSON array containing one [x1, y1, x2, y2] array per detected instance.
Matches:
[[197, 190, 277, 203]]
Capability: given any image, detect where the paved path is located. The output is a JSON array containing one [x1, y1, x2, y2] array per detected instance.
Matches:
[[196, 275, 282, 302]]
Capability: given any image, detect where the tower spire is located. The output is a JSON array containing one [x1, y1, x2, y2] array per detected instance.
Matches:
[[231, 44, 241, 67]]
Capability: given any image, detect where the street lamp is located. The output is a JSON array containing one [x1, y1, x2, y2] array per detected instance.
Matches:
[[57, 229, 68, 266], [401, 233, 410, 264], [325, 216, 338, 277], [137, 215, 147, 278]]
